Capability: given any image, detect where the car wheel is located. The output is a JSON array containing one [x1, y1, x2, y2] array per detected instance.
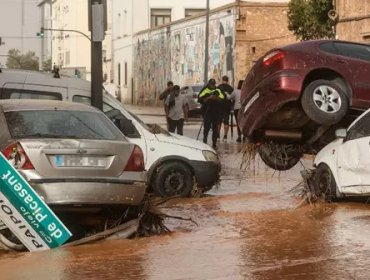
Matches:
[[301, 79, 349, 125], [315, 164, 340, 202], [153, 162, 193, 197], [258, 143, 302, 171]]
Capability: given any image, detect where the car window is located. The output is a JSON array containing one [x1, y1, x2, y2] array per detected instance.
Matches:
[[72, 95, 114, 113], [347, 112, 370, 140], [105, 109, 141, 138], [1, 88, 62, 100], [319, 42, 338, 55], [334, 42, 370, 62], [5, 110, 125, 141]]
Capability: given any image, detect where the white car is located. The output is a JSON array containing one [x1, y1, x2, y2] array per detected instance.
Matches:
[[314, 109, 370, 199], [0, 69, 221, 198]]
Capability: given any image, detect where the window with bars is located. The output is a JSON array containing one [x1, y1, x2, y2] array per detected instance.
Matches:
[[151, 9, 171, 28]]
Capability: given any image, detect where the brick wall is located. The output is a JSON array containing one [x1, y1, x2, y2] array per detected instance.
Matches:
[[235, 3, 296, 82], [335, 0, 370, 43]]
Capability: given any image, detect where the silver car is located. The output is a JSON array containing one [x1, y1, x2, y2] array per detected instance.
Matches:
[[180, 85, 204, 114], [0, 100, 147, 208]]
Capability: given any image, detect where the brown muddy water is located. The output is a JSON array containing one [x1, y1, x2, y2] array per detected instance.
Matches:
[[1, 146, 370, 280]]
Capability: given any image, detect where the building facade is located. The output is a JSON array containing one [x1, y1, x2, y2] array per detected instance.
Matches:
[[38, 0, 113, 84], [131, 1, 295, 105], [112, 0, 238, 103], [0, 0, 41, 68], [335, 0, 370, 43]]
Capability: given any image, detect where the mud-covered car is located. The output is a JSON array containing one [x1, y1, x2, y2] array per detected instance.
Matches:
[[314, 109, 370, 199], [238, 40, 370, 170]]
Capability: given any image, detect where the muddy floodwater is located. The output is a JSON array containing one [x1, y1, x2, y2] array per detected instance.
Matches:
[[1, 144, 370, 279]]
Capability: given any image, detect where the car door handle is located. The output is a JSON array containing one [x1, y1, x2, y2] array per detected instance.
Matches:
[[336, 59, 345, 64]]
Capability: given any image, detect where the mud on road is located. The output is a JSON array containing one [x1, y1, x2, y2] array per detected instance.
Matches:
[[1, 143, 370, 280]]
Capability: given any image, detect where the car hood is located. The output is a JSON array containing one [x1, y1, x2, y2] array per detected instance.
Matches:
[[154, 133, 215, 152], [314, 138, 344, 165]]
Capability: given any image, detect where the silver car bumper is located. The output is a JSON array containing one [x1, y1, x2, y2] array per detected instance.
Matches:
[[28, 179, 147, 206]]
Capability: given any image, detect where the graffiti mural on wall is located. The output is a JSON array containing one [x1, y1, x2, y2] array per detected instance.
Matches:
[[133, 10, 235, 104], [134, 31, 171, 105], [171, 12, 235, 87]]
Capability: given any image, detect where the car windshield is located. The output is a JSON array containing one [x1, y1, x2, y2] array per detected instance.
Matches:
[[192, 86, 203, 92], [5, 110, 125, 141]]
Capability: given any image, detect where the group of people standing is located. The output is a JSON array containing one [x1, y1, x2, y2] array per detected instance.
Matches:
[[198, 76, 244, 149], [159, 77, 244, 150]]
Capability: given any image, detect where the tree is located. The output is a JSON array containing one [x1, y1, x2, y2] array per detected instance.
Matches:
[[288, 0, 335, 41], [6, 48, 39, 71], [42, 57, 52, 72]]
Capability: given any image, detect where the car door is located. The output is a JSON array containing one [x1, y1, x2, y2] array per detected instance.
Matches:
[[336, 111, 370, 188], [334, 42, 370, 109]]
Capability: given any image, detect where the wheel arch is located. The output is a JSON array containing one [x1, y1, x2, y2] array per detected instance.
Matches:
[[147, 155, 195, 185], [314, 161, 341, 192], [301, 68, 353, 104]]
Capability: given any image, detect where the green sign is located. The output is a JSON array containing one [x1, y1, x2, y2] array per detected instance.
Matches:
[[0, 153, 72, 251]]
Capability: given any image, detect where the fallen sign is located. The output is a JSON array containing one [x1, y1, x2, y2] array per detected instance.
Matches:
[[0, 153, 72, 251]]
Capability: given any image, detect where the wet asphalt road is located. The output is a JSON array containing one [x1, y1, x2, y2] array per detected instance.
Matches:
[[1, 115, 370, 279]]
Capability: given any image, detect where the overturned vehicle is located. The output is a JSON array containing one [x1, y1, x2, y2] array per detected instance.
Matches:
[[238, 40, 370, 170]]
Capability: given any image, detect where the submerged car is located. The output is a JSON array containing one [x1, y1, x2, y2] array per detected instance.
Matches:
[[238, 40, 370, 170], [314, 109, 370, 199], [0, 100, 146, 216]]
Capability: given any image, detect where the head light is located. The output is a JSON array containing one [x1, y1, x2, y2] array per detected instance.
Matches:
[[202, 150, 219, 162]]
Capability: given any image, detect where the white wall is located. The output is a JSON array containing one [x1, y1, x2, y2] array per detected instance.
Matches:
[[0, 0, 41, 67]]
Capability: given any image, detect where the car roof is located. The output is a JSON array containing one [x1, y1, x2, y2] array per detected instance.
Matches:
[[0, 69, 90, 90], [281, 39, 370, 50], [0, 99, 98, 112]]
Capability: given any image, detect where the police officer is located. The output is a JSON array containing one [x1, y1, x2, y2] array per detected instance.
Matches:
[[198, 79, 226, 149]]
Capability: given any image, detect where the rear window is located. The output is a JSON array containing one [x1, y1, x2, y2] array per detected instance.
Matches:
[[5, 110, 125, 141]]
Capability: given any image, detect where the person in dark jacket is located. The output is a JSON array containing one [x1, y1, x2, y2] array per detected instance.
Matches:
[[218, 75, 234, 141], [198, 79, 226, 149], [159, 81, 174, 128]]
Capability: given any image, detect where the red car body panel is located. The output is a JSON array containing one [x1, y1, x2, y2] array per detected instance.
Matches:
[[238, 40, 370, 139]]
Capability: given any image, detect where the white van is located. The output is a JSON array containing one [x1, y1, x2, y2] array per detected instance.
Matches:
[[0, 69, 220, 197]]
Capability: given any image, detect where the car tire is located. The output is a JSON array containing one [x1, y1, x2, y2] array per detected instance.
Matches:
[[301, 79, 349, 125], [153, 162, 193, 197], [258, 143, 302, 171], [314, 164, 340, 201]]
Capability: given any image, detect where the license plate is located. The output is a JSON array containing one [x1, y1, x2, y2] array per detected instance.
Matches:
[[54, 155, 107, 167], [243, 91, 260, 114]]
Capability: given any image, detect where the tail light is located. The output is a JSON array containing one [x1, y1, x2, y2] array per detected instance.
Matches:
[[2, 142, 34, 170], [124, 145, 145, 172], [263, 50, 286, 67]]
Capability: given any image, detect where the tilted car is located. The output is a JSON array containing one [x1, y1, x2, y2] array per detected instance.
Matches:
[[314, 109, 370, 199], [0, 100, 147, 232], [238, 40, 370, 170]]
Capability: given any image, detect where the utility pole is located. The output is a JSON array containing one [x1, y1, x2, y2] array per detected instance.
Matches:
[[88, 0, 107, 111], [204, 0, 210, 85]]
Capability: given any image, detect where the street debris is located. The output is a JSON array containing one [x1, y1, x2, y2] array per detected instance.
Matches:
[[0, 196, 198, 252]]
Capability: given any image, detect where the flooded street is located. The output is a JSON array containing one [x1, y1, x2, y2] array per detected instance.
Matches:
[[1, 143, 370, 279]]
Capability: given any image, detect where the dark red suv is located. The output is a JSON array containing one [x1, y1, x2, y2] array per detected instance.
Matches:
[[238, 40, 370, 170]]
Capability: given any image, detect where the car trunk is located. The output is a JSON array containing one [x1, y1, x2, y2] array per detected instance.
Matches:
[[19, 139, 133, 178]]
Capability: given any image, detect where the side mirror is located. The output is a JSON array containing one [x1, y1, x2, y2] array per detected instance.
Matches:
[[335, 128, 347, 139], [117, 119, 136, 136]]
